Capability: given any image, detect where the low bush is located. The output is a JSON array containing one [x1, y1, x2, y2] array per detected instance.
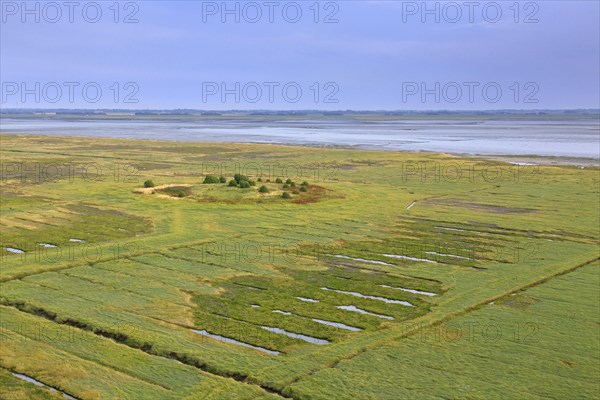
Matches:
[[259, 185, 269, 193], [281, 192, 291, 199], [232, 174, 255, 186], [144, 180, 155, 188], [203, 175, 221, 184]]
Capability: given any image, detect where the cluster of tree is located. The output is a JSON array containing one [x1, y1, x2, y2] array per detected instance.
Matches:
[[228, 174, 256, 189], [203, 175, 227, 184], [280, 180, 309, 198], [198, 174, 311, 199]]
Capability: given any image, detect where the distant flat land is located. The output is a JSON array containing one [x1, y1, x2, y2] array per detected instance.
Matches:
[[0, 134, 598, 399]]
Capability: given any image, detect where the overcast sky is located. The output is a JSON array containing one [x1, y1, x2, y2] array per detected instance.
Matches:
[[1, 1, 599, 110]]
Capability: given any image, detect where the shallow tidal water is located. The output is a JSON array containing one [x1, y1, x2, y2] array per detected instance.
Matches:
[[2, 117, 598, 158]]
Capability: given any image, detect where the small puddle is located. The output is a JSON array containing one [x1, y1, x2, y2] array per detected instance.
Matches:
[[380, 285, 437, 297], [69, 238, 85, 243], [12, 373, 77, 399], [39, 243, 58, 248], [328, 254, 394, 266], [311, 318, 362, 332], [272, 310, 292, 315], [4, 247, 24, 253], [272, 309, 361, 332], [192, 329, 280, 355], [337, 305, 394, 320], [261, 326, 329, 345], [322, 287, 414, 306], [295, 297, 319, 303], [382, 254, 437, 264], [435, 226, 468, 232], [425, 251, 471, 260]]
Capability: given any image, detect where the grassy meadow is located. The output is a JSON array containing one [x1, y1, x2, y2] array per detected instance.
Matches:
[[0, 134, 598, 399]]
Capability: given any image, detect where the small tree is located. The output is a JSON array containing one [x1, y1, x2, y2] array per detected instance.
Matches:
[[234, 174, 251, 183], [259, 185, 269, 193], [203, 175, 220, 184], [144, 180, 155, 188], [281, 192, 291, 199]]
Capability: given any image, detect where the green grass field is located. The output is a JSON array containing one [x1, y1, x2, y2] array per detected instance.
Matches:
[[0, 134, 598, 399]]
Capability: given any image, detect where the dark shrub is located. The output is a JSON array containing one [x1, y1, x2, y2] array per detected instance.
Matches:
[[228, 180, 238, 187], [248, 180, 256, 186], [203, 175, 220, 184], [177, 191, 186, 198], [292, 190, 300, 194], [234, 174, 251, 183], [275, 178, 283, 183], [300, 186, 308, 192], [257, 178, 263, 182], [219, 176, 227, 183], [281, 192, 291, 199], [259, 185, 269, 193], [285, 178, 293, 185], [282, 184, 289, 189], [240, 181, 251, 189], [302, 181, 309, 186], [144, 180, 155, 188]]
